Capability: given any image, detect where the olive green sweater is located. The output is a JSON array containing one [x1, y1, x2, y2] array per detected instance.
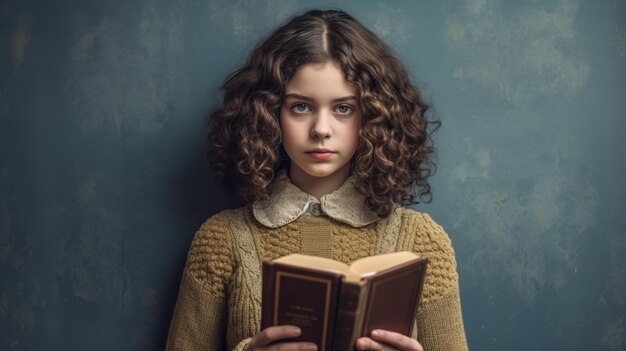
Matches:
[[166, 174, 468, 351]]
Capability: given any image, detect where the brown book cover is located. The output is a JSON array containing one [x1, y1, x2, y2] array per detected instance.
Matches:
[[261, 262, 343, 351], [261, 252, 429, 351]]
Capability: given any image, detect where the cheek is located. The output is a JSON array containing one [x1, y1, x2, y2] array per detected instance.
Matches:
[[279, 119, 290, 138], [278, 111, 290, 139], [348, 121, 361, 150], [279, 119, 301, 149]]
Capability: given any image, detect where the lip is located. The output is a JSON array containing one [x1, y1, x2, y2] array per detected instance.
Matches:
[[306, 148, 336, 160], [307, 148, 334, 153]]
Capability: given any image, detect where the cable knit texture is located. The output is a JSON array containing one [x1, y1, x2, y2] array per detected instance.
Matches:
[[184, 213, 235, 299], [166, 177, 468, 351]]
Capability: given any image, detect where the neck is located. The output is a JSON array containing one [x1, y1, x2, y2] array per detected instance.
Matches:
[[287, 165, 351, 200]]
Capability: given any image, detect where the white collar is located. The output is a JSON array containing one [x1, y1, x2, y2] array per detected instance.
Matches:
[[252, 171, 379, 228]]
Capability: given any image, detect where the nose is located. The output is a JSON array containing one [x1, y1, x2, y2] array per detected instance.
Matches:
[[311, 110, 332, 139]]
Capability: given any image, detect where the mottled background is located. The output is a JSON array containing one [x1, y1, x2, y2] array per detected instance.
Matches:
[[1, 0, 625, 350]]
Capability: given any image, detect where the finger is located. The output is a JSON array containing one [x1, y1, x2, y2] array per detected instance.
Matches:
[[355, 336, 389, 351], [370, 330, 423, 351], [258, 342, 318, 351], [249, 325, 302, 347]]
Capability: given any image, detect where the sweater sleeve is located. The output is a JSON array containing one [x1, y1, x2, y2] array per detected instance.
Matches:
[[409, 212, 468, 351], [232, 338, 252, 351], [415, 288, 467, 351], [165, 213, 236, 351]]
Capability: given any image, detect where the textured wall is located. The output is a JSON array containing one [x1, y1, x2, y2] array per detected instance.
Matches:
[[1, 0, 625, 350]]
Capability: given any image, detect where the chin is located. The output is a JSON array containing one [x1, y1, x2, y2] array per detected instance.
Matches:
[[304, 170, 335, 178], [301, 166, 340, 178]]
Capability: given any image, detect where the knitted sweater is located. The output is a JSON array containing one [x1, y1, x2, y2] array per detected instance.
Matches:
[[166, 174, 468, 351]]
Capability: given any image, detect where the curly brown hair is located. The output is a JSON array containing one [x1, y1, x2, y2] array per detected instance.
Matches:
[[208, 9, 439, 217]]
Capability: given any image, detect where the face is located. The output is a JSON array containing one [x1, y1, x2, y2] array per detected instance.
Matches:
[[280, 60, 361, 188]]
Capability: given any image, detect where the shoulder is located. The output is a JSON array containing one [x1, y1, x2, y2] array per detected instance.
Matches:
[[191, 207, 250, 241], [395, 207, 443, 230], [184, 207, 249, 296], [396, 208, 453, 252]]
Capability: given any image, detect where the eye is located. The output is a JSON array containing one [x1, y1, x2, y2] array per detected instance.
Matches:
[[334, 104, 354, 115], [291, 103, 312, 113]]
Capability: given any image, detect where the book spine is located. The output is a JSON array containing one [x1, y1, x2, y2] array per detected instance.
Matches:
[[260, 262, 275, 330], [332, 282, 368, 351]]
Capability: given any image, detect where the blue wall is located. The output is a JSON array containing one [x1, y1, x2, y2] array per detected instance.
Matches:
[[1, 0, 625, 350]]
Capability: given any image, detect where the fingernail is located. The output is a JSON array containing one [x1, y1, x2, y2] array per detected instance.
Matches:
[[292, 327, 301, 336], [372, 330, 381, 337]]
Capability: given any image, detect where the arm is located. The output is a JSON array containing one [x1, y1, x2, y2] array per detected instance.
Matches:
[[415, 287, 467, 351], [166, 269, 228, 350], [165, 213, 235, 351], [411, 212, 468, 351]]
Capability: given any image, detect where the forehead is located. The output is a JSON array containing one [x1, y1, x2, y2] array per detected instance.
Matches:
[[284, 60, 356, 99]]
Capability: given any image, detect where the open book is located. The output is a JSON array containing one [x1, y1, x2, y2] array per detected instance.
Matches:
[[261, 251, 429, 351]]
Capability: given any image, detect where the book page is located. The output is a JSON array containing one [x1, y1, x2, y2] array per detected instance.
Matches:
[[274, 254, 350, 275]]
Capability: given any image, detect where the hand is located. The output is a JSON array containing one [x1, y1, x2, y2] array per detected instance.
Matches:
[[245, 325, 318, 351], [355, 329, 423, 351]]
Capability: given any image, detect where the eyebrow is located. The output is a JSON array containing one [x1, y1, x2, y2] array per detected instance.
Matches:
[[283, 93, 357, 103]]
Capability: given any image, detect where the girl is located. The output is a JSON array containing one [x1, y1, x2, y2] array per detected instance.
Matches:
[[166, 9, 468, 351]]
